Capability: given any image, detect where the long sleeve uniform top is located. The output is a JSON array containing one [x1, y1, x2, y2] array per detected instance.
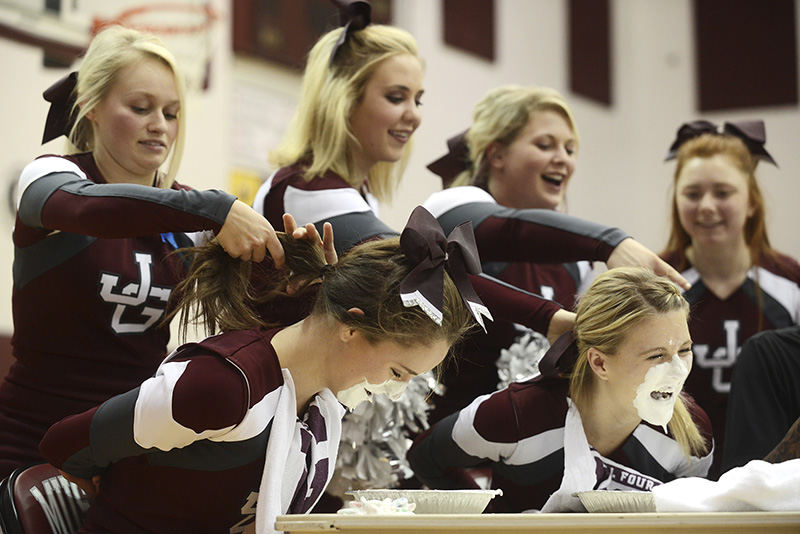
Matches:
[[421, 186, 625, 421], [408, 377, 714, 512], [40, 327, 341, 533], [253, 168, 628, 342], [0, 152, 236, 478]]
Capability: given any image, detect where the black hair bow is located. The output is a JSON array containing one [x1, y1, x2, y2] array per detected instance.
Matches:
[[399, 206, 492, 331], [42, 71, 78, 144], [329, 0, 371, 65], [537, 330, 579, 378], [665, 119, 777, 166], [426, 129, 470, 188]]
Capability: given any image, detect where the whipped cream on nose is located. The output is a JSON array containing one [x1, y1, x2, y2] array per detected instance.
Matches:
[[336, 378, 408, 410], [632, 353, 690, 432]]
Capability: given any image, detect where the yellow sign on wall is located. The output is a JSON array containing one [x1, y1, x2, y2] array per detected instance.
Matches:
[[227, 167, 264, 206]]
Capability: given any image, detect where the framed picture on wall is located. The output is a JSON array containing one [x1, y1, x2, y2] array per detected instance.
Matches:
[[232, 0, 393, 70]]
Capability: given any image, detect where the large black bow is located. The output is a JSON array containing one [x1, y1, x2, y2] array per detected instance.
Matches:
[[426, 129, 470, 188], [329, 0, 371, 65], [665, 119, 777, 166], [399, 206, 492, 331], [42, 71, 78, 144]]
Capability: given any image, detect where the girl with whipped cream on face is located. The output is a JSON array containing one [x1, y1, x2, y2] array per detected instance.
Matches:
[[39, 207, 482, 533], [409, 267, 713, 513]]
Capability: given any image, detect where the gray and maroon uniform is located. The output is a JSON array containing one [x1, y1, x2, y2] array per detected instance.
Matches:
[[40, 328, 340, 533], [408, 377, 713, 512], [422, 186, 624, 422], [661, 251, 800, 478], [0, 152, 236, 478], [253, 168, 626, 352]]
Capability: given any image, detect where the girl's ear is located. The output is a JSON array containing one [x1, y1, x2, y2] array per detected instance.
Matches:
[[587, 347, 610, 380], [338, 323, 357, 343], [487, 141, 506, 170], [338, 308, 365, 343]]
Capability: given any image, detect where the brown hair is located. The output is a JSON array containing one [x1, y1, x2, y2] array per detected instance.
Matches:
[[167, 235, 474, 351], [568, 267, 708, 458]]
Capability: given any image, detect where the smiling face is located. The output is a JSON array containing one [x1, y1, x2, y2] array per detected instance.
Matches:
[[86, 56, 180, 185], [334, 332, 449, 410], [597, 310, 692, 426], [487, 110, 577, 210], [348, 53, 424, 176], [675, 154, 754, 249]]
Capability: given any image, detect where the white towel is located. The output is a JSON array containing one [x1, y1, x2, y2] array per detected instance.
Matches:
[[653, 459, 800, 512], [541, 400, 599, 512], [540, 400, 665, 512], [255, 370, 345, 533]]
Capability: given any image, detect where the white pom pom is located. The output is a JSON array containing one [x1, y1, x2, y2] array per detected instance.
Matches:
[[495, 330, 550, 390], [327, 371, 440, 497]]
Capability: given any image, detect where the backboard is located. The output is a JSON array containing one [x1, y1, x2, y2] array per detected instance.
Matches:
[[0, 0, 218, 91]]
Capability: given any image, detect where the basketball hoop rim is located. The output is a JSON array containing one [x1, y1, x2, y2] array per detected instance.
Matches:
[[91, 3, 217, 36]]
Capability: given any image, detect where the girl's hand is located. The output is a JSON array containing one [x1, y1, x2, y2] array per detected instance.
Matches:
[[546, 309, 576, 345], [217, 200, 285, 266], [283, 213, 337, 265], [607, 238, 690, 290]]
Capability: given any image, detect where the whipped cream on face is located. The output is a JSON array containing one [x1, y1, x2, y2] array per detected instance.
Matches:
[[632, 352, 690, 432], [336, 378, 408, 411]]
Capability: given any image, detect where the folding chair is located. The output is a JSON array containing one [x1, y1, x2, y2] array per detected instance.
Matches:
[[0, 464, 89, 534]]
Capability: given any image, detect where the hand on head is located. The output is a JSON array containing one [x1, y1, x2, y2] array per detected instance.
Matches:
[[607, 238, 691, 290]]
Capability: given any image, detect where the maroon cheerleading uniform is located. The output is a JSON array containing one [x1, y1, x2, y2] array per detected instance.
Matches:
[[255, 173, 629, 423], [661, 250, 800, 478], [40, 328, 343, 533], [253, 168, 626, 345], [0, 153, 237, 478], [408, 377, 713, 512], [422, 186, 621, 422]]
